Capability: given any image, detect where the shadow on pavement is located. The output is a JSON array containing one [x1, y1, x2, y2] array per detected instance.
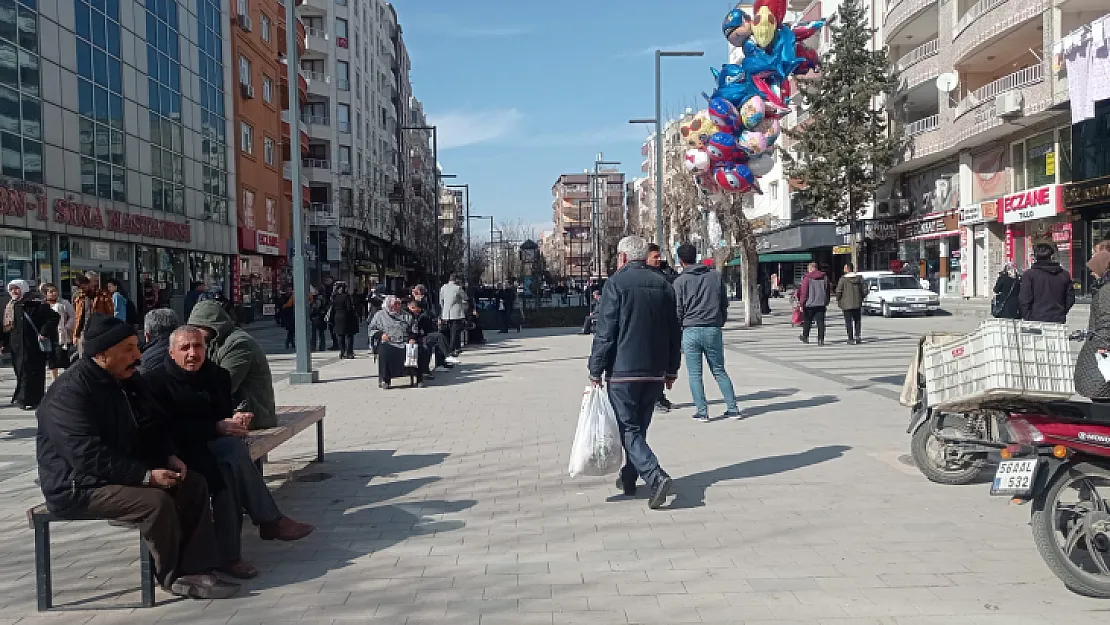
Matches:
[[738, 394, 840, 418], [0, 426, 36, 440], [870, 375, 906, 385], [666, 444, 853, 509], [671, 388, 801, 411]]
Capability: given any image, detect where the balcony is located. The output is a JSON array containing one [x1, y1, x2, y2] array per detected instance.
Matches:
[[954, 64, 1043, 119], [951, 0, 1048, 63], [885, 0, 938, 40], [302, 114, 330, 127], [304, 27, 329, 53], [279, 110, 310, 153], [303, 157, 331, 169], [301, 70, 331, 95], [906, 114, 940, 136], [299, 0, 329, 14], [896, 39, 940, 92]]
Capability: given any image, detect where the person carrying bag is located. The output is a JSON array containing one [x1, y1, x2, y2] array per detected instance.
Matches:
[[991, 265, 1022, 319]]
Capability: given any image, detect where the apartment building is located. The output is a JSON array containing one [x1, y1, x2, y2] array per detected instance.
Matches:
[[230, 0, 307, 320], [550, 172, 626, 282], [0, 0, 238, 316]]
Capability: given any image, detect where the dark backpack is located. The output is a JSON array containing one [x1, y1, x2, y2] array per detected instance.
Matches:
[[125, 297, 139, 326]]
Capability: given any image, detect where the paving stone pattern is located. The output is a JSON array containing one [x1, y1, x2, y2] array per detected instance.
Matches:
[[0, 311, 1105, 624]]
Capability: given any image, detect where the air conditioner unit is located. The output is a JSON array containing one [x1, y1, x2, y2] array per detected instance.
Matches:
[[240, 83, 255, 99], [237, 13, 252, 31], [996, 91, 1024, 119]]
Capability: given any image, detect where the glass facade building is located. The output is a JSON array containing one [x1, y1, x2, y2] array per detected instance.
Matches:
[[0, 0, 43, 184]]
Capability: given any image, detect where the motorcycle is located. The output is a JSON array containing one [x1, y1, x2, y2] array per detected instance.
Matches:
[[903, 334, 1005, 485], [989, 330, 1110, 597]]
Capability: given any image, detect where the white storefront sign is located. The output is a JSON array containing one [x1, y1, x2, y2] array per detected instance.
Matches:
[[256, 230, 280, 255], [999, 184, 1064, 225]]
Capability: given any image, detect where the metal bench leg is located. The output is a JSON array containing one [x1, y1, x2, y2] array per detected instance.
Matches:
[[314, 419, 324, 463], [34, 519, 51, 611], [139, 536, 155, 607]]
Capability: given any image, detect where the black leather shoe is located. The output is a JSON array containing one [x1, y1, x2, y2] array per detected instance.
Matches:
[[616, 475, 636, 496], [648, 475, 673, 510]]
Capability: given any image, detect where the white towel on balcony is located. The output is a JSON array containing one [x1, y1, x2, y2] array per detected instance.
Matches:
[[1093, 16, 1105, 49], [1066, 38, 1095, 123]]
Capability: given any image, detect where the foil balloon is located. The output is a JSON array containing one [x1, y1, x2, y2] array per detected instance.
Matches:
[[748, 154, 774, 177], [737, 130, 769, 156], [756, 117, 782, 146], [679, 112, 721, 149], [751, 0, 786, 49], [722, 5, 753, 48], [694, 172, 722, 198], [705, 132, 738, 164], [713, 163, 757, 194], [707, 97, 739, 132], [683, 148, 710, 173], [739, 96, 766, 130]]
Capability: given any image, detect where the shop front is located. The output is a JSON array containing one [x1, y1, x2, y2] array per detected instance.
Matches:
[[957, 201, 1004, 298], [236, 227, 284, 324], [1064, 175, 1110, 292], [754, 222, 840, 288], [997, 184, 1071, 275], [897, 211, 961, 296]]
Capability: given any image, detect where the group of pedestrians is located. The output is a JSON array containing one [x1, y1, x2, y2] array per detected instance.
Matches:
[[587, 235, 742, 511], [992, 242, 1076, 323], [794, 262, 868, 346]]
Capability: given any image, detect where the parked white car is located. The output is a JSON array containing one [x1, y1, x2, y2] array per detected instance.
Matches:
[[859, 271, 941, 317]]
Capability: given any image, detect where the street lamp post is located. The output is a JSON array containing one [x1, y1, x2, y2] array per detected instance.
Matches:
[[284, 0, 316, 384], [402, 125, 439, 281], [445, 183, 469, 285], [593, 156, 620, 278], [630, 50, 704, 247]]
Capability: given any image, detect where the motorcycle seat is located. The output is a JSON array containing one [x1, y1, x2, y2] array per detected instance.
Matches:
[[1040, 399, 1110, 424]]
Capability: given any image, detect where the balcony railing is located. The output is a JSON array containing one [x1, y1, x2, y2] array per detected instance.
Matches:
[[305, 26, 327, 40], [302, 114, 329, 126], [310, 202, 332, 212], [954, 0, 1006, 37], [301, 70, 331, 84], [303, 158, 330, 169], [954, 64, 1043, 118], [906, 114, 940, 136], [896, 38, 939, 71]]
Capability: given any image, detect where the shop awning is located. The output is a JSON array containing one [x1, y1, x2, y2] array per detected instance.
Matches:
[[759, 252, 813, 262], [726, 258, 742, 266]]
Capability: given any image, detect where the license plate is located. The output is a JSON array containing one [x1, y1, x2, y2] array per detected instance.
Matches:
[[991, 459, 1038, 495], [911, 304, 926, 309]]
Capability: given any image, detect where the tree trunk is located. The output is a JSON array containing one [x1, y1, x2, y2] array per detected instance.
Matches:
[[740, 236, 762, 327]]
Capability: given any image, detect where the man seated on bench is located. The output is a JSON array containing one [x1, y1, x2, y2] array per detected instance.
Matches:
[[188, 301, 276, 430], [145, 326, 314, 580], [35, 314, 240, 600]]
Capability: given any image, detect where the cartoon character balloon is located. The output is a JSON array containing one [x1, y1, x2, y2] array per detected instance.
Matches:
[[679, 112, 721, 149], [755, 118, 781, 146], [751, 0, 786, 49], [705, 132, 738, 165], [739, 96, 766, 130], [713, 163, 758, 194], [683, 148, 710, 173], [737, 130, 769, 156], [721, 5, 753, 48], [706, 97, 739, 133]]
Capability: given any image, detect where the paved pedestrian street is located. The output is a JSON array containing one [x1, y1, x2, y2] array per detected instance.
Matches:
[[2, 313, 1109, 624]]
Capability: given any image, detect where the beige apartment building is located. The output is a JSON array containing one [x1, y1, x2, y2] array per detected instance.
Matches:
[[551, 172, 626, 283]]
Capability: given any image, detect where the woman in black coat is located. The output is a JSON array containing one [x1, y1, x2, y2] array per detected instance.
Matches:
[[992, 265, 1022, 319], [329, 281, 359, 359], [3, 279, 60, 409]]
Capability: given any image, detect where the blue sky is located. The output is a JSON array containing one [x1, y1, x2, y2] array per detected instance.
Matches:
[[395, 1, 739, 238]]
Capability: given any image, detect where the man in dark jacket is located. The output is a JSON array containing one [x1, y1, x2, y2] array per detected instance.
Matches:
[[797, 263, 831, 345], [146, 326, 314, 579], [1019, 243, 1075, 324], [497, 281, 517, 333], [183, 282, 205, 323], [139, 308, 179, 374], [647, 243, 676, 413], [189, 300, 277, 429], [35, 314, 238, 599], [673, 243, 739, 422], [580, 289, 602, 335], [588, 235, 681, 510], [834, 263, 866, 344]]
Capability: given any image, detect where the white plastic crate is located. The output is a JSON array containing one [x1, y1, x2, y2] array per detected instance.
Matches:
[[922, 319, 1075, 408]]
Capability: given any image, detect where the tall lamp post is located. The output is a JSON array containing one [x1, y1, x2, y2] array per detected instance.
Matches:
[[630, 50, 704, 247], [593, 156, 620, 278], [284, 0, 316, 383], [401, 124, 439, 280], [446, 183, 470, 284]]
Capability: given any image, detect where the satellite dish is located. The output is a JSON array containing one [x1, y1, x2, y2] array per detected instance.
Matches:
[[935, 72, 959, 93]]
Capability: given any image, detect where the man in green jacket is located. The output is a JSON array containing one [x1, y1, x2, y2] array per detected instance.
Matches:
[[188, 301, 276, 429]]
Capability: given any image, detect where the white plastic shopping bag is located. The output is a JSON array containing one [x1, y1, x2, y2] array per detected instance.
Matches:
[[568, 385, 622, 477], [404, 343, 419, 368]]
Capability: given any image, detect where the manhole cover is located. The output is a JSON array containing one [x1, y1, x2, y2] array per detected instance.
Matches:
[[293, 472, 333, 483], [897, 454, 917, 467]]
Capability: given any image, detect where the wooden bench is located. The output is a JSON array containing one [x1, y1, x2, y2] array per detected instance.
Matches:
[[27, 405, 325, 611]]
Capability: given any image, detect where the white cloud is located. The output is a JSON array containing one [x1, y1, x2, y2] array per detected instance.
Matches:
[[428, 109, 525, 150]]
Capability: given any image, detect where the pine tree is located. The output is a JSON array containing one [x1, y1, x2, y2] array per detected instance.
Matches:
[[785, 0, 905, 263]]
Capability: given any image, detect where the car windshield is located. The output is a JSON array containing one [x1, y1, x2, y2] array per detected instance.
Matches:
[[879, 276, 923, 290]]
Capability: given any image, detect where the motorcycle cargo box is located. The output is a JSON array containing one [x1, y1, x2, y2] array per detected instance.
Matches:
[[922, 319, 1075, 409]]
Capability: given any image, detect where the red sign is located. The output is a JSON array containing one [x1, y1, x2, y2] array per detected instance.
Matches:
[[256, 230, 280, 255], [336, 37, 348, 48], [52, 199, 191, 242], [999, 184, 1064, 224], [0, 182, 48, 220]]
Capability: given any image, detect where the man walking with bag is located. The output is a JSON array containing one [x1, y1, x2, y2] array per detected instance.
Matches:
[[673, 243, 739, 422], [588, 236, 681, 510]]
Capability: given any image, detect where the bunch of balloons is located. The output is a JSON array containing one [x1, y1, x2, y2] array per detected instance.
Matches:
[[680, 0, 825, 197]]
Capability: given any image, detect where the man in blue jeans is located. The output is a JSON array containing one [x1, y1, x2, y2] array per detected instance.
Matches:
[[673, 243, 739, 422], [589, 236, 682, 509]]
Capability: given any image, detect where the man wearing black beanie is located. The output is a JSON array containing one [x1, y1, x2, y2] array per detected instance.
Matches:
[[35, 313, 239, 599]]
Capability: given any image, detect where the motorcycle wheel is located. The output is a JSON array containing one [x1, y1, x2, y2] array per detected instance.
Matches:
[[909, 414, 989, 485], [1031, 462, 1110, 598]]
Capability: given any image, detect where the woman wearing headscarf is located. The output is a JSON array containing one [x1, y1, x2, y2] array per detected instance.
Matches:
[[2, 279, 60, 409], [991, 263, 1022, 319], [368, 295, 420, 388], [1076, 252, 1110, 400], [329, 281, 359, 359]]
